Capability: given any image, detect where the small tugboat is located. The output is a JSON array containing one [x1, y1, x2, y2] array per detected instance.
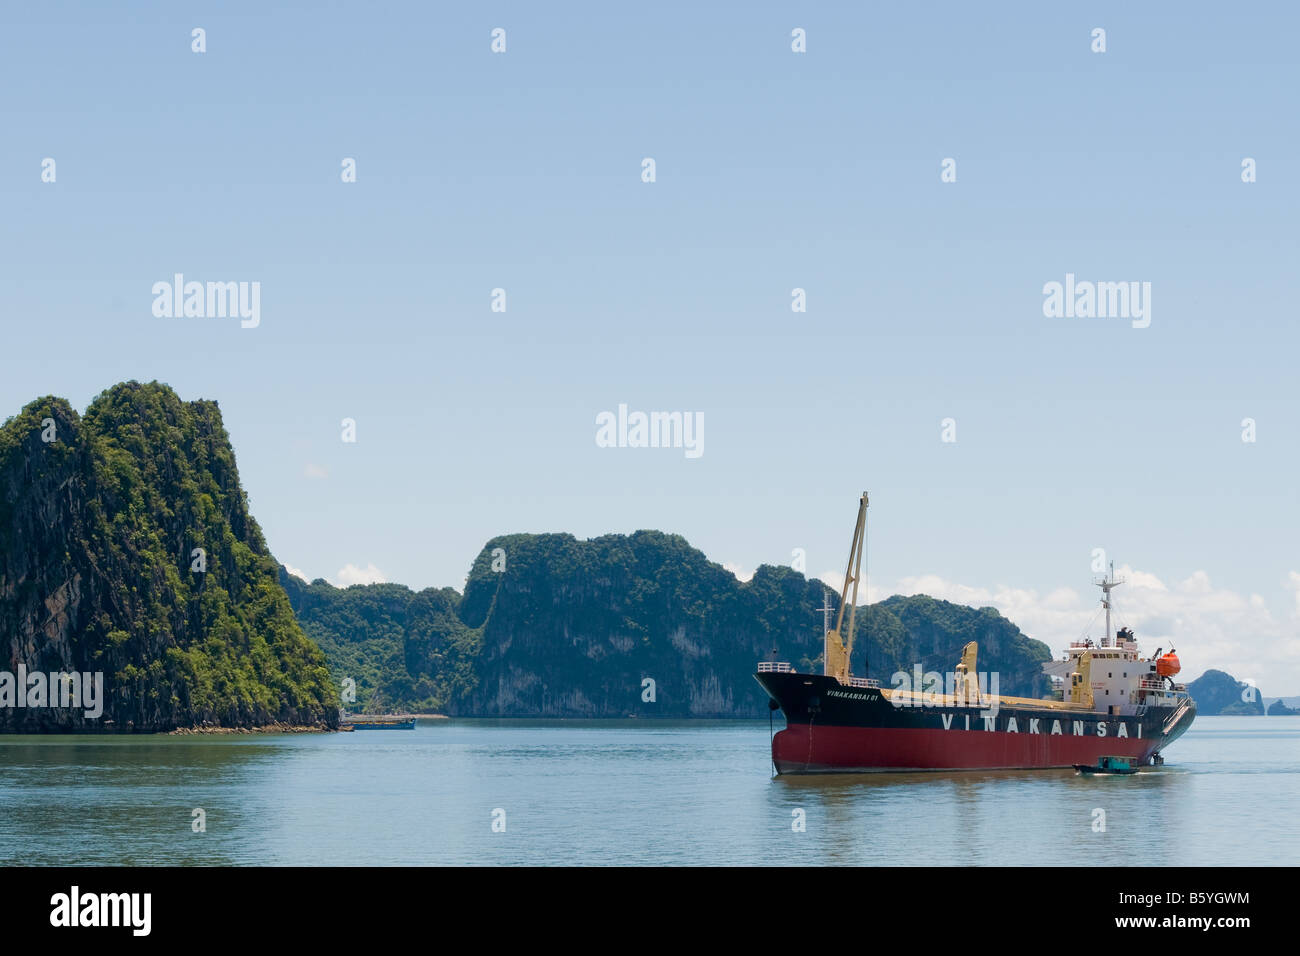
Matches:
[[1074, 755, 1139, 775]]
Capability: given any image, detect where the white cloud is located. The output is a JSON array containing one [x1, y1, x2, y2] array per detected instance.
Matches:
[[303, 463, 328, 480], [283, 564, 308, 581], [724, 562, 754, 583], [1125, 569, 1167, 591], [334, 563, 387, 587], [814, 565, 1300, 695]]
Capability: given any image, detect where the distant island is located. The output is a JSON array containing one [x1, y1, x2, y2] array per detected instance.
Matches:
[[2, 381, 1292, 731], [281, 534, 1055, 718], [1184, 670, 1300, 715]]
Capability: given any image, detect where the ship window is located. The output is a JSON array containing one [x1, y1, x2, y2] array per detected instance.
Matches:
[[1108, 672, 1112, 678]]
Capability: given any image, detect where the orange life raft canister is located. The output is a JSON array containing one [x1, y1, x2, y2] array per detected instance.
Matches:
[[1156, 652, 1181, 678]]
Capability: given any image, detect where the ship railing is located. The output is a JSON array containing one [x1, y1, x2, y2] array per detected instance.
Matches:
[[757, 661, 793, 673], [843, 677, 881, 689], [1139, 679, 1165, 691], [1164, 696, 1193, 734]]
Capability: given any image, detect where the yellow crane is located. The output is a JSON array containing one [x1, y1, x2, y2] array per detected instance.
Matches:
[[823, 491, 868, 683]]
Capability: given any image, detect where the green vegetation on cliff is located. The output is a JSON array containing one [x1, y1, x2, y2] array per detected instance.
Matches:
[[278, 571, 478, 714], [1186, 669, 1265, 715], [288, 531, 1053, 717], [0, 382, 337, 731]]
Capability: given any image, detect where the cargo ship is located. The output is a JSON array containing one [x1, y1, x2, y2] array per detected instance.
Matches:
[[754, 493, 1196, 773]]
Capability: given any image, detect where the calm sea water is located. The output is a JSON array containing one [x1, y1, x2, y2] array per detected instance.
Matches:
[[1, 716, 1295, 866]]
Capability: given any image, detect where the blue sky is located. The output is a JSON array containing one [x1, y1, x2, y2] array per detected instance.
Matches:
[[3, 2, 1298, 690]]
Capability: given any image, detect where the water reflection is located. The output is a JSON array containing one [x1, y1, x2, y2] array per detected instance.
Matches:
[[0, 737, 301, 865]]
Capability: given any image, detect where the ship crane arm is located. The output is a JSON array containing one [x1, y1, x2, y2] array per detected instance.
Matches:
[[824, 492, 868, 683]]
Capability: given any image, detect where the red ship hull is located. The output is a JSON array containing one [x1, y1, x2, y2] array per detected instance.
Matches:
[[772, 722, 1159, 773]]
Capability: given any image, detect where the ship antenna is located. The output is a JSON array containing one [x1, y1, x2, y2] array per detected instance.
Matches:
[[1094, 561, 1125, 647], [817, 585, 833, 639]]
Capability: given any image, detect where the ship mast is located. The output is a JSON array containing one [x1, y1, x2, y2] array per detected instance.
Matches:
[[1094, 561, 1125, 647], [824, 492, 868, 682], [817, 585, 833, 638]]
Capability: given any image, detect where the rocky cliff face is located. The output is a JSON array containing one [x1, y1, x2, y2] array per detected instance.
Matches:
[[453, 531, 820, 717], [0, 382, 336, 731], [457, 533, 1052, 714], [290, 530, 1054, 717]]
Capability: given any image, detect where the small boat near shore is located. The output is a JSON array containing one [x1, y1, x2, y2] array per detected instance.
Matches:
[[338, 708, 415, 730], [352, 718, 416, 730]]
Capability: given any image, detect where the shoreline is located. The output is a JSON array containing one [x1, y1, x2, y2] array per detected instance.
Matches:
[[171, 715, 452, 734], [168, 723, 333, 735], [345, 714, 448, 721], [0, 712, 1276, 737]]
